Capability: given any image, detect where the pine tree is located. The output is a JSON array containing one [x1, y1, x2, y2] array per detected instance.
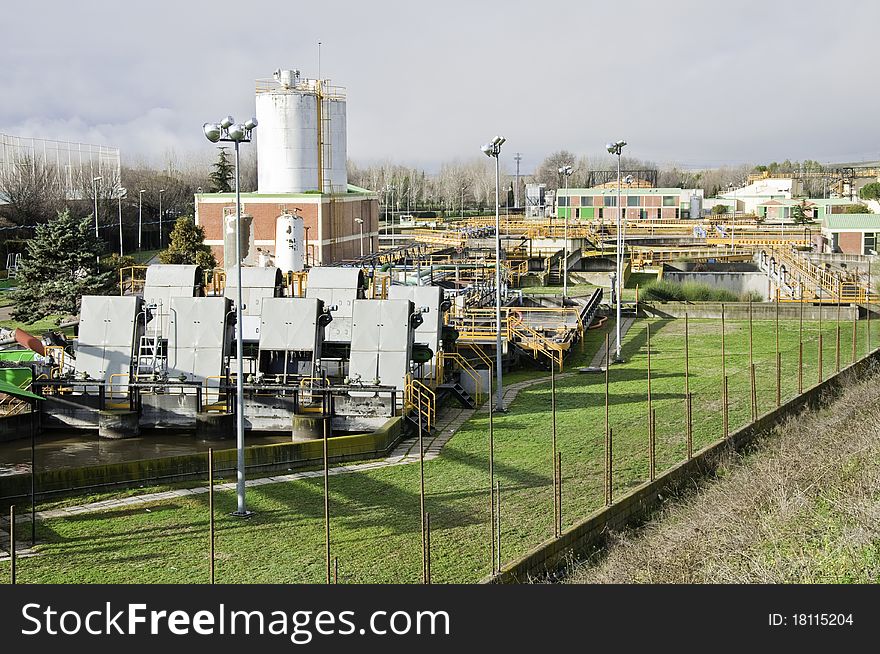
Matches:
[[208, 147, 234, 193], [159, 216, 217, 270], [11, 209, 116, 321]]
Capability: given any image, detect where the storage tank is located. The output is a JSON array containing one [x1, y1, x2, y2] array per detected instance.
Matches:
[[275, 212, 305, 273], [223, 212, 255, 268], [689, 194, 703, 220], [255, 69, 348, 194]]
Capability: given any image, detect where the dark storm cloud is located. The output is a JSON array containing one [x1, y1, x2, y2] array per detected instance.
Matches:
[[2, 0, 877, 172]]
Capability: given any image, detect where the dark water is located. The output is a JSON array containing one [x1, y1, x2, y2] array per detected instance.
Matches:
[[0, 431, 292, 476]]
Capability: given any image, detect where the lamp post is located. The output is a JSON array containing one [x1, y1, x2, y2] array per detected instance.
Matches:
[[482, 135, 506, 411], [93, 176, 102, 264], [203, 114, 258, 518], [558, 164, 573, 300], [158, 189, 166, 249], [138, 189, 146, 251], [355, 217, 365, 257], [606, 140, 627, 362], [117, 187, 126, 256]]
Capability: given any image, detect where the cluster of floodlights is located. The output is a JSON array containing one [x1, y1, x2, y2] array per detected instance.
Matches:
[[481, 135, 506, 158], [203, 115, 258, 143], [606, 140, 627, 155]]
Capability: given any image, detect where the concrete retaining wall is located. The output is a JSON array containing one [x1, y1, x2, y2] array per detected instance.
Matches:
[[0, 411, 37, 443], [639, 301, 857, 321], [485, 349, 880, 583], [661, 271, 770, 299], [0, 416, 403, 500]]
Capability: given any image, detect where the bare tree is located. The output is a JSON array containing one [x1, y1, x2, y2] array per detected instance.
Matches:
[[0, 154, 66, 225]]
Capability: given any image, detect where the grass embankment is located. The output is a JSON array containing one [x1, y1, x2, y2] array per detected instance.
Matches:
[[565, 367, 880, 583], [640, 279, 761, 303], [2, 316, 878, 584]]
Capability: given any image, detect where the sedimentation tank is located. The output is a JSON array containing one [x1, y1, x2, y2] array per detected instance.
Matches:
[[255, 68, 348, 194]]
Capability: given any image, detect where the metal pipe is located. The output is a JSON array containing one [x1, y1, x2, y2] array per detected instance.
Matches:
[[138, 190, 144, 251], [323, 414, 330, 584]]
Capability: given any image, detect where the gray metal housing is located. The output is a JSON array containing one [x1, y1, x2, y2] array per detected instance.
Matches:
[[305, 267, 365, 344], [166, 296, 232, 384], [143, 264, 202, 337], [349, 299, 414, 390], [225, 266, 284, 341], [75, 295, 143, 382]]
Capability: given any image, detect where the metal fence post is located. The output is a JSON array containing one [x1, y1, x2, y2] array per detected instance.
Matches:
[[209, 448, 215, 585], [750, 363, 757, 422], [722, 376, 729, 439], [323, 417, 331, 585], [9, 505, 15, 585], [604, 334, 612, 506], [551, 364, 558, 538]]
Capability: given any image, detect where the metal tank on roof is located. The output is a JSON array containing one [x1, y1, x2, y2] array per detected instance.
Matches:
[[275, 212, 305, 273], [255, 68, 348, 194]]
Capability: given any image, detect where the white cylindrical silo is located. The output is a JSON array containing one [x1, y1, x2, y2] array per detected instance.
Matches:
[[255, 69, 347, 194], [274, 213, 305, 273], [324, 97, 348, 194], [256, 90, 319, 193]]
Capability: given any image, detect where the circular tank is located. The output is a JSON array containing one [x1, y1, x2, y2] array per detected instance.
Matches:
[[255, 71, 348, 194], [689, 194, 702, 220], [324, 97, 348, 194], [274, 213, 305, 273]]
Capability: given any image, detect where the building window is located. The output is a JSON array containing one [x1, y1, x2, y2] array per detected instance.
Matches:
[[627, 195, 640, 207], [662, 196, 676, 207], [558, 196, 569, 207], [580, 196, 592, 206], [865, 232, 877, 254], [604, 196, 616, 207]]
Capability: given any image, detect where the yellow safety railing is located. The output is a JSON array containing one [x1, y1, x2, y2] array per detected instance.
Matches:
[[106, 373, 131, 409], [202, 376, 227, 412], [405, 375, 435, 432], [769, 247, 878, 303], [438, 352, 483, 405], [507, 313, 564, 371], [204, 268, 226, 295], [288, 271, 308, 297], [119, 265, 149, 295]]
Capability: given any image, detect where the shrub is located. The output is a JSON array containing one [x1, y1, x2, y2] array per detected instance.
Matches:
[[640, 280, 753, 303]]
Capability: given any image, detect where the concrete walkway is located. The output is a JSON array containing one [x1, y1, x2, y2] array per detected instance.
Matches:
[[589, 316, 635, 368], [2, 370, 578, 527]]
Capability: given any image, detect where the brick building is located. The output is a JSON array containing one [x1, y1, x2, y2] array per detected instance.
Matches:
[[194, 185, 378, 266]]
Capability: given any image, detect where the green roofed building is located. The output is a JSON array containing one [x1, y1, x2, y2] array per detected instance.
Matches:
[[555, 187, 704, 221], [821, 214, 880, 254]]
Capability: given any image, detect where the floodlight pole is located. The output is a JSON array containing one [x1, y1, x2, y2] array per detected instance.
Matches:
[[138, 190, 145, 251], [494, 150, 504, 411], [615, 149, 624, 361], [232, 140, 248, 517], [93, 176, 102, 265], [117, 189, 125, 257], [158, 189, 165, 249], [203, 116, 256, 518]]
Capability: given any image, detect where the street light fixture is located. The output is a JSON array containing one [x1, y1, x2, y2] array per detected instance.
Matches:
[[203, 113, 258, 518], [606, 139, 627, 362], [558, 164, 573, 300], [481, 135, 506, 411]]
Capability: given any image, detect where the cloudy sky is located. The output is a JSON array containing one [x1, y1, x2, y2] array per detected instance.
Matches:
[[3, 0, 877, 173]]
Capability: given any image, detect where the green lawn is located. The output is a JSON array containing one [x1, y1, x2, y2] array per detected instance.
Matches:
[[0, 314, 69, 333], [3, 314, 878, 584]]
